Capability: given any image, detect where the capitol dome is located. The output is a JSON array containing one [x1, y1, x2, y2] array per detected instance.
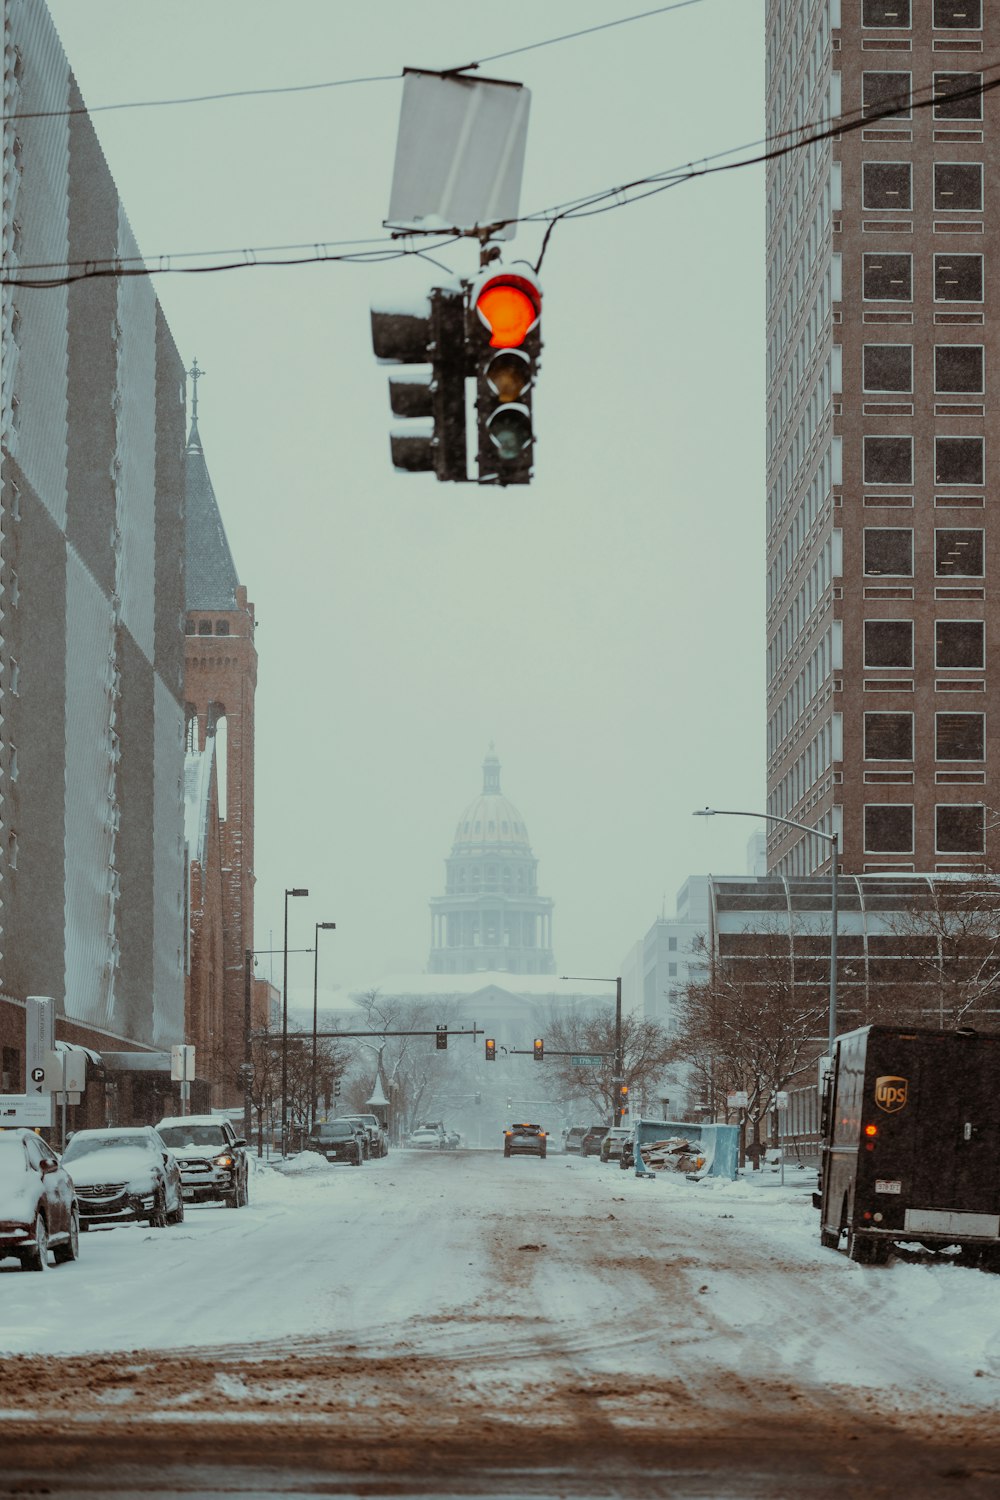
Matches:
[[429, 749, 555, 976], [452, 749, 532, 851]]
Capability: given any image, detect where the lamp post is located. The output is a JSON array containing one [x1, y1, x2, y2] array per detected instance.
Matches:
[[281, 886, 309, 1157], [311, 921, 337, 1131], [693, 807, 839, 1057], [561, 974, 624, 1123]]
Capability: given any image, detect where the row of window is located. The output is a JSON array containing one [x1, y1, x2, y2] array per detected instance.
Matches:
[[186, 618, 230, 636], [865, 617, 985, 668], [865, 804, 985, 855], [864, 434, 984, 485], [861, 1, 983, 31], [864, 526, 986, 576], [864, 710, 984, 760], [862, 70, 985, 121], [862, 160, 984, 211], [862, 342, 982, 392], [862, 252, 984, 302]]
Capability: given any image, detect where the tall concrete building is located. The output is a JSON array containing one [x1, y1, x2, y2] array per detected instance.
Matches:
[[766, 0, 996, 876], [1, 0, 186, 1103]]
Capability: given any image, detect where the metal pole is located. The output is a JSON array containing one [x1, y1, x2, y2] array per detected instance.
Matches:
[[281, 890, 289, 1157], [614, 976, 623, 1125], [829, 830, 839, 1058], [60, 1052, 67, 1154], [311, 925, 319, 1134], [243, 948, 253, 1144]]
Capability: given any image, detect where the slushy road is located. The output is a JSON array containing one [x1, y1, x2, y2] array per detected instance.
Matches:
[[2, 1148, 998, 1497]]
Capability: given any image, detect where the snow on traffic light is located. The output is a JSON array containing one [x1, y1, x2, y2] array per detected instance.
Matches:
[[370, 287, 467, 481]]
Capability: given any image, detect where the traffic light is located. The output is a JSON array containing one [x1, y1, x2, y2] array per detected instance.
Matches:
[[533, 1037, 544, 1061], [506, 1096, 513, 1111], [470, 269, 542, 486], [485, 1038, 496, 1062], [619, 1084, 629, 1109], [370, 286, 467, 481], [475, 1091, 482, 1106], [436, 1025, 448, 1051], [334, 1078, 341, 1098]]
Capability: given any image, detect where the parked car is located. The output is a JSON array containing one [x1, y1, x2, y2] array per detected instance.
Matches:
[[408, 1123, 447, 1149], [444, 1130, 462, 1150], [0, 1128, 80, 1272], [503, 1123, 547, 1159], [580, 1124, 611, 1158], [600, 1127, 632, 1163], [62, 1127, 184, 1229], [340, 1114, 388, 1159], [304, 1120, 364, 1165], [564, 1126, 588, 1154], [155, 1115, 249, 1208]]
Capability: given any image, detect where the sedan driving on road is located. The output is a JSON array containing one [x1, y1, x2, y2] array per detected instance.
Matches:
[[62, 1127, 184, 1229], [0, 1129, 80, 1271], [503, 1123, 547, 1159]]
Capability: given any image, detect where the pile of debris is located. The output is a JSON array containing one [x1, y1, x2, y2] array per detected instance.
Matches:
[[638, 1137, 706, 1174]]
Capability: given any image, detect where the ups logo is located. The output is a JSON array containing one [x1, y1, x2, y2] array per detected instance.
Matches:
[[875, 1075, 908, 1113]]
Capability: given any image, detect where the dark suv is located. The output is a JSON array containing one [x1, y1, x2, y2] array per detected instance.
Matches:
[[305, 1120, 364, 1165], [503, 1123, 548, 1159], [341, 1114, 388, 1158], [580, 1124, 610, 1158], [156, 1115, 249, 1208]]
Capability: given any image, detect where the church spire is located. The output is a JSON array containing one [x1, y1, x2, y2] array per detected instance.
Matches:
[[184, 357, 240, 611], [186, 357, 205, 451]]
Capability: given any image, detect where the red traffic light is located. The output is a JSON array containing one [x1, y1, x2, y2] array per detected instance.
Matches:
[[533, 1038, 544, 1061], [475, 273, 541, 349], [485, 1038, 496, 1061]]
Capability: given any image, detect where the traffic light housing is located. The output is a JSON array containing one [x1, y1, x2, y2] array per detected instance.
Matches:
[[533, 1037, 544, 1061], [470, 269, 542, 486], [619, 1083, 629, 1109], [371, 286, 467, 481], [436, 1025, 448, 1051], [334, 1078, 341, 1098], [485, 1038, 496, 1061]]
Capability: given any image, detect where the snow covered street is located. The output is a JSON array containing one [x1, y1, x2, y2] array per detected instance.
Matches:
[[2, 1148, 1000, 1496]]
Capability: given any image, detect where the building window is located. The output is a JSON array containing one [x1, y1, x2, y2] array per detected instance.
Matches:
[[936, 620, 984, 669], [862, 71, 912, 119], [935, 254, 983, 303], [215, 620, 230, 636], [863, 253, 912, 301], [864, 436, 912, 485], [864, 0, 911, 24], [863, 162, 912, 211], [934, 0, 981, 28], [935, 345, 983, 393], [935, 529, 983, 576], [864, 529, 913, 576], [668, 963, 678, 977], [865, 805, 914, 853], [864, 345, 912, 393], [935, 436, 984, 485], [936, 713, 984, 761], [933, 73, 983, 121], [198, 621, 212, 636], [934, 163, 983, 213], [185, 616, 197, 634], [668, 937, 677, 951], [864, 620, 913, 668], [864, 713, 913, 760], [936, 804, 984, 854]]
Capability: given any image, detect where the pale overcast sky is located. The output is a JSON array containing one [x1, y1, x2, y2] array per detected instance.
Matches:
[[46, 0, 766, 1004]]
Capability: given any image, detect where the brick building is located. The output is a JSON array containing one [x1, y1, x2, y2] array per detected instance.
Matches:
[[765, 0, 997, 875], [182, 379, 262, 1102]]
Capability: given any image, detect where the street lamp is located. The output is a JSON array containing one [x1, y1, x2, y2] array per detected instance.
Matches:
[[561, 975, 624, 1123], [311, 921, 337, 1131], [281, 886, 309, 1157], [693, 806, 839, 1057]]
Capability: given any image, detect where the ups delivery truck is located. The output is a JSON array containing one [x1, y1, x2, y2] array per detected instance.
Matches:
[[818, 1024, 1000, 1267]]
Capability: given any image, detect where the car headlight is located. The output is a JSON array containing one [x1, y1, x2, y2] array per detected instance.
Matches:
[[213, 1154, 235, 1169]]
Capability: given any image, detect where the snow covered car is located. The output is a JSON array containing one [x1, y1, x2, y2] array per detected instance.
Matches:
[[304, 1120, 364, 1165], [62, 1127, 184, 1229], [0, 1128, 80, 1272], [155, 1115, 249, 1207], [599, 1127, 632, 1163], [503, 1123, 547, 1159], [408, 1123, 447, 1149], [580, 1124, 611, 1158], [340, 1114, 388, 1159]]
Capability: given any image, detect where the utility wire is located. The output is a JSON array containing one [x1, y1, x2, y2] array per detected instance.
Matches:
[[3, 69, 995, 290], [2, 1, 711, 123]]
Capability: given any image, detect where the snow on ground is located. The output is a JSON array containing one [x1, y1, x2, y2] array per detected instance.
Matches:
[[1, 1148, 997, 1422]]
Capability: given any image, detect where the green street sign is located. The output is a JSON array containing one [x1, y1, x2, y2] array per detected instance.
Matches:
[[570, 1054, 603, 1067]]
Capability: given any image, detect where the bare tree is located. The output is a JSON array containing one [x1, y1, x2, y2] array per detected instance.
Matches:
[[540, 1010, 680, 1121], [879, 876, 1000, 1028]]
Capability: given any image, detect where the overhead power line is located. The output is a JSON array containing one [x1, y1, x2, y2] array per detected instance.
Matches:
[[2, 1, 710, 123], [3, 68, 996, 290]]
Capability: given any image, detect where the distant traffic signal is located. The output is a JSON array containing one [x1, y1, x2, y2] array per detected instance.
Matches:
[[470, 269, 542, 486], [619, 1083, 629, 1108], [370, 287, 467, 481], [436, 1025, 448, 1051], [334, 1078, 341, 1098], [533, 1037, 544, 1061], [485, 1038, 496, 1061]]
